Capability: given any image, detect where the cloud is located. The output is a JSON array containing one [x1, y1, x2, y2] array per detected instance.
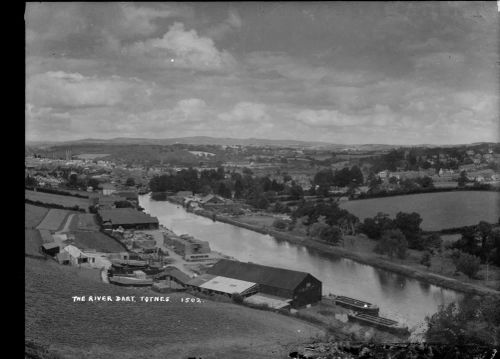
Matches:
[[27, 71, 152, 108], [117, 3, 177, 37], [122, 22, 236, 71], [218, 102, 270, 123], [206, 9, 243, 40]]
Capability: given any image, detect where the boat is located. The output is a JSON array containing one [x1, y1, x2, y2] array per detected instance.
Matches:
[[328, 294, 380, 316], [108, 276, 153, 287], [347, 312, 409, 335]]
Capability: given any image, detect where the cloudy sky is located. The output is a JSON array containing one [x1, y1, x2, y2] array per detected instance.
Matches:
[[26, 2, 499, 144]]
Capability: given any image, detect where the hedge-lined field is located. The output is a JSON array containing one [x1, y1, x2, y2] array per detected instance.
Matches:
[[25, 204, 49, 229], [341, 191, 500, 231], [26, 190, 90, 211], [36, 209, 71, 231]]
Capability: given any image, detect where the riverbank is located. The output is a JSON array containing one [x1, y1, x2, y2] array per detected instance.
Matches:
[[186, 205, 500, 298]]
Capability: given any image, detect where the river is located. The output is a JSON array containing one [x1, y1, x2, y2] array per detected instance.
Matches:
[[139, 194, 462, 333]]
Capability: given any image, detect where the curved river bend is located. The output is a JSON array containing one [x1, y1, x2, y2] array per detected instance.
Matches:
[[140, 195, 462, 332]]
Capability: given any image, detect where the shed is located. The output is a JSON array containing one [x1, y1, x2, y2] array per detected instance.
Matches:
[[41, 242, 60, 256]]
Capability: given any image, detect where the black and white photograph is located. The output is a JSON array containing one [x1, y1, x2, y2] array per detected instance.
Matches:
[[25, 2, 499, 358]]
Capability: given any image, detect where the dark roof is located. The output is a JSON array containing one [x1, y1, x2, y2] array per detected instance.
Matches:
[[156, 266, 191, 284], [98, 208, 159, 226], [64, 231, 127, 253], [206, 259, 315, 291]]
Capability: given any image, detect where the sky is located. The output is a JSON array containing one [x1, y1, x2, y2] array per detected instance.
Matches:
[[26, 2, 499, 145]]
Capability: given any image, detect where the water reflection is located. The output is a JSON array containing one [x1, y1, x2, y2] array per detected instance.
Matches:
[[141, 195, 462, 328]]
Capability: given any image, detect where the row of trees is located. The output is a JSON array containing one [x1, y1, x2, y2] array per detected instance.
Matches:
[[149, 167, 305, 210], [359, 212, 441, 251], [452, 221, 500, 266], [311, 166, 364, 196]]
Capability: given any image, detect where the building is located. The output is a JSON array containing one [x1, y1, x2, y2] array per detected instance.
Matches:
[[206, 259, 322, 308], [98, 208, 159, 230], [164, 233, 212, 260], [186, 273, 259, 298], [101, 183, 116, 196], [154, 266, 192, 289]]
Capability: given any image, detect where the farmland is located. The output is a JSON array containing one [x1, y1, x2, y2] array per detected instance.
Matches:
[[36, 209, 72, 231], [25, 229, 43, 257], [25, 258, 323, 359], [341, 191, 500, 231], [25, 204, 49, 229], [68, 214, 100, 231], [25, 190, 90, 211]]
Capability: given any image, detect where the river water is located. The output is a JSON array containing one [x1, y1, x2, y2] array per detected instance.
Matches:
[[140, 194, 462, 333]]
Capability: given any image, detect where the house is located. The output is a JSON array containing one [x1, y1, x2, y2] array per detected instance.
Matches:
[[199, 194, 227, 205], [98, 208, 159, 230], [101, 183, 116, 196], [206, 259, 322, 308], [61, 244, 113, 269]]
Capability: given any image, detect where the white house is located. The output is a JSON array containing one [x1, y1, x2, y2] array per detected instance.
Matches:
[[62, 245, 113, 269]]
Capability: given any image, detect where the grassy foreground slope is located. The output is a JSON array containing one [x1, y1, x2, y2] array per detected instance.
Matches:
[[25, 258, 323, 359]]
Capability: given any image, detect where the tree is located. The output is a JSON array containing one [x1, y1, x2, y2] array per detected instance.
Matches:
[[309, 216, 329, 238], [455, 252, 481, 278], [319, 225, 342, 245], [420, 251, 432, 268], [458, 170, 468, 187], [425, 295, 500, 346], [360, 212, 395, 240], [394, 212, 423, 249], [374, 229, 408, 259], [125, 177, 136, 187], [86, 178, 100, 190]]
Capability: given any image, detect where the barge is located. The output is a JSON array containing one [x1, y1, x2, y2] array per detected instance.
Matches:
[[327, 294, 380, 316], [347, 312, 409, 335]]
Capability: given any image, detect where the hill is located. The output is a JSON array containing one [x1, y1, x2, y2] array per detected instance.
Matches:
[[25, 258, 323, 359]]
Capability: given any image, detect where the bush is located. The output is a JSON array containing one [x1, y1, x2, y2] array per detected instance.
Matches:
[[374, 229, 408, 259], [455, 252, 481, 278], [272, 219, 288, 230], [420, 251, 432, 268], [319, 225, 342, 244]]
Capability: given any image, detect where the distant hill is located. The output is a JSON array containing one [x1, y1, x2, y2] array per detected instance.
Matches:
[[25, 137, 499, 150]]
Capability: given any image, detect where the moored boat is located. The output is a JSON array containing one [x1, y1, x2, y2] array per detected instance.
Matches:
[[109, 276, 153, 287], [328, 294, 380, 316], [347, 312, 409, 335]]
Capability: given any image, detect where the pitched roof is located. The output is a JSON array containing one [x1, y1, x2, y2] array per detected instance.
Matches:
[[98, 208, 159, 226], [156, 266, 191, 284], [206, 259, 314, 291]]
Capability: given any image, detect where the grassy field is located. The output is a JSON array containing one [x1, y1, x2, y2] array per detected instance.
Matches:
[[25, 258, 323, 359], [25, 229, 43, 256], [68, 214, 100, 231], [25, 204, 50, 229], [340, 191, 500, 231], [26, 190, 90, 211], [36, 209, 71, 231]]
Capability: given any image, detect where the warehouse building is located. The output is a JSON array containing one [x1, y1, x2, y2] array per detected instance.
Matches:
[[98, 208, 159, 230], [206, 259, 322, 308]]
